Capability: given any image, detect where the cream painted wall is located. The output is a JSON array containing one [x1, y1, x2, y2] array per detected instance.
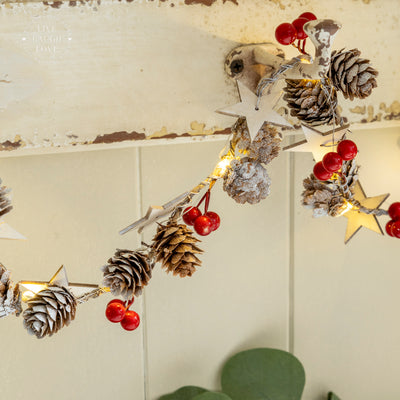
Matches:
[[0, 127, 399, 400]]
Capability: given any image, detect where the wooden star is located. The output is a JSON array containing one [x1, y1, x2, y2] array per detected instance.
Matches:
[[19, 266, 99, 299], [217, 80, 292, 141], [0, 220, 26, 240], [119, 191, 190, 235], [343, 181, 389, 244], [283, 124, 350, 162]]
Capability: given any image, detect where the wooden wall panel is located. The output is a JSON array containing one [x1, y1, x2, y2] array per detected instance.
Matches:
[[140, 140, 291, 399], [0, 148, 146, 400], [293, 127, 400, 400]]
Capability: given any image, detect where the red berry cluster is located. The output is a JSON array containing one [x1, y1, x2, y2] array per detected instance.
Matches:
[[183, 190, 220, 236], [313, 140, 358, 181], [386, 202, 400, 239], [275, 12, 317, 52], [105, 298, 140, 331]]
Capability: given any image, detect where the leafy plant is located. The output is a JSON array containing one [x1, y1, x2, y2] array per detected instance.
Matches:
[[159, 348, 342, 400]]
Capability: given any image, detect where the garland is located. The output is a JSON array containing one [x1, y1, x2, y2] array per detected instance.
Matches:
[[0, 12, 399, 339]]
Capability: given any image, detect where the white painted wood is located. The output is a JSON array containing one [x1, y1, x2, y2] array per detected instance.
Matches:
[[140, 140, 291, 399], [0, 148, 146, 400], [293, 126, 400, 400], [0, 0, 398, 155]]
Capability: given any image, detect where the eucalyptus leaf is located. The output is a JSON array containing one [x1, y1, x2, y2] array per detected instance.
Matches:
[[221, 348, 305, 400], [328, 392, 342, 400], [193, 392, 232, 400], [159, 386, 208, 400]]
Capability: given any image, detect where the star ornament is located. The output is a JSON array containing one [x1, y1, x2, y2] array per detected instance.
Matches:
[[217, 80, 292, 141], [284, 124, 350, 162], [119, 191, 190, 235], [343, 181, 389, 244], [0, 219, 26, 240], [19, 266, 100, 300]]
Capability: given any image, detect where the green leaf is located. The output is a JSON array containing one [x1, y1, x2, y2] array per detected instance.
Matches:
[[221, 348, 305, 400], [159, 386, 208, 400], [328, 392, 342, 400], [193, 393, 232, 400]]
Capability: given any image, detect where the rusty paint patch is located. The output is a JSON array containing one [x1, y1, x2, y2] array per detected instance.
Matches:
[[184, 0, 238, 6], [92, 131, 146, 144], [43, 1, 63, 8], [0, 135, 24, 151], [150, 127, 231, 140]]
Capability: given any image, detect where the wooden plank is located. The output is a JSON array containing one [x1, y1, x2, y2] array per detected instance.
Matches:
[[0, 0, 398, 155]]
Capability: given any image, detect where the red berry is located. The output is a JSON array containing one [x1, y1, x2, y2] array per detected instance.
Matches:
[[391, 220, 400, 239], [299, 12, 317, 21], [108, 299, 125, 306], [275, 23, 297, 45], [313, 161, 333, 181], [337, 140, 358, 161], [322, 152, 343, 173], [106, 301, 126, 323], [388, 202, 400, 220], [204, 211, 220, 231], [292, 18, 309, 40], [182, 206, 202, 226], [386, 220, 395, 237], [194, 215, 213, 236], [120, 310, 140, 331]]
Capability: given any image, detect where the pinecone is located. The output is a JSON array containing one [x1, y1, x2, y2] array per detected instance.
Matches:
[[152, 221, 203, 278], [302, 160, 358, 217], [223, 157, 271, 204], [0, 264, 21, 318], [23, 285, 77, 339], [0, 179, 13, 218], [232, 119, 281, 165], [302, 175, 343, 218], [283, 79, 340, 126], [329, 48, 378, 100], [102, 249, 154, 298]]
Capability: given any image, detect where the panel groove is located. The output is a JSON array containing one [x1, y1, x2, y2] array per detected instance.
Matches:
[[288, 147, 296, 354], [135, 147, 149, 400]]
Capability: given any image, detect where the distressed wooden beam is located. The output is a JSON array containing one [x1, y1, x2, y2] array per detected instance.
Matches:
[[0, 0, 398, 156]]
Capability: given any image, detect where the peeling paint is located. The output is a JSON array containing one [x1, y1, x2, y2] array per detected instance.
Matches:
[[0, 135, 24, 151], [350, 105, 366, 115], [92, 131, 146, 144], [380, 101, 400, 120], [184, 0, 238, 6]]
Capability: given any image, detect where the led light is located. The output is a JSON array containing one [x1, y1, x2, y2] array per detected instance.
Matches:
[[21, 291, 36, 302], [212, 155, 235, 178], [335, 199, 355, 217]]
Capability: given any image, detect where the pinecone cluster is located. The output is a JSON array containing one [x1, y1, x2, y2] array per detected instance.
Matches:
[[302, 160, 358, 218], [0, 264, 21, 318], [329, 48, 378, 100], [23, 285, 77, 339], [102, 249, 154, 298], [152, 221, 203, 278], [223, 157, 271, 204], [283, 79, 340, 127], [0, 179, 13, 218]]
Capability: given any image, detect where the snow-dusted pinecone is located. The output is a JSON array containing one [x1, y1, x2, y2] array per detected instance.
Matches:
[[102, 249, 154, 298], [329, 48, 378, 100], [283, 79, 340, 126], [232, 119, 281, 165], [0, 264, 21, 318], [223, 157, 271, 204], [23, 285, 77, 339], [0, 179, 12, 218], [302, 160, 359, 217]]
